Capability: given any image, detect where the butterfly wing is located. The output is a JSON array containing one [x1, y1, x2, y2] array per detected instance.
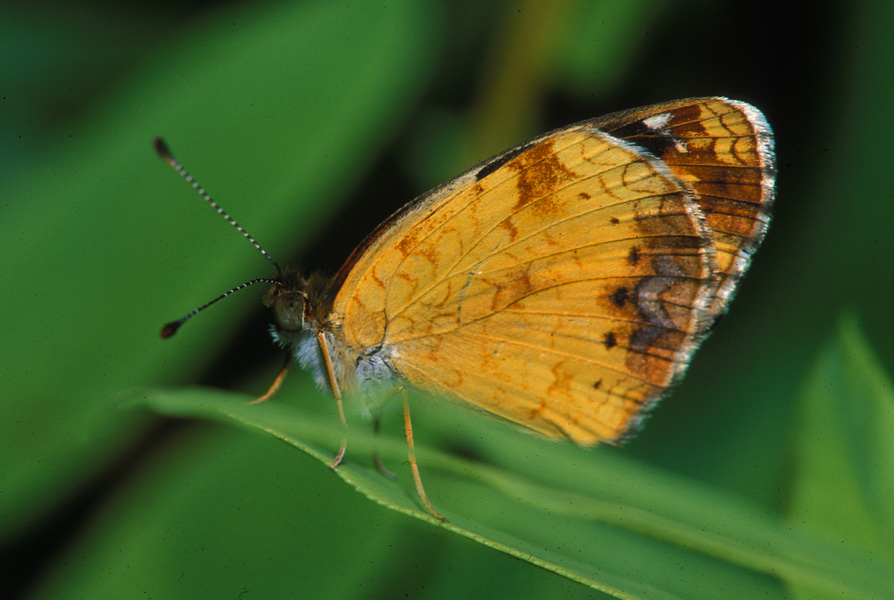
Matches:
[[592, 97, 776, 317], [327, 98, 772, 445]]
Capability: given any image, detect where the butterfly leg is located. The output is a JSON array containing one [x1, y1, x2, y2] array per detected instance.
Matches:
[[372, 417, 396, 480], [316, 330, 348, 469], [329, 394, 348, 470], [366, 387, 403, 478], [249, 353, 292, 404], [401, 387, 444, 520]]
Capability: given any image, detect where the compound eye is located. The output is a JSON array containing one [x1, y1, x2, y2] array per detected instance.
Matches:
[[273, 292, 305, 332]]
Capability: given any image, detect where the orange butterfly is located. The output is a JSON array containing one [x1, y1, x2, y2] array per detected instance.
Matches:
[[158, 97, 775, 519]]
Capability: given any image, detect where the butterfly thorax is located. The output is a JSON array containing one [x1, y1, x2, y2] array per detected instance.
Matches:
[[265, 268, 396, 400]]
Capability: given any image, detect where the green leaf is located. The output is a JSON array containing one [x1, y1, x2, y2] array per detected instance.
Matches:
[[28, 423, 407, 599], [137, 383, 894, 599], [785, 315, 894, 599]]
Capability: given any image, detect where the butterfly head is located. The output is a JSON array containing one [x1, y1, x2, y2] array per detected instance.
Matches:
[[264, 269, 332, 337], [268, 287, 306, 333]]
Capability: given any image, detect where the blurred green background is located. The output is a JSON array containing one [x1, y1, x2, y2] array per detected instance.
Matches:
[[2, 0, 893, 598]]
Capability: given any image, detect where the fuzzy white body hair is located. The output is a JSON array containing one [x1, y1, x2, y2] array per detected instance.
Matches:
[[269, 325, 397, 416]]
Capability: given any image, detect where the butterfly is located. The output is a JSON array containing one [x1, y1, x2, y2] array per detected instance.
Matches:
[[158, 96, 775, 519]]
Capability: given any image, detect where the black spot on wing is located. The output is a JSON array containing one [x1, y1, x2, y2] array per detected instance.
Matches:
[[610, 286, 630, 308], [603, 331, 618, 350]]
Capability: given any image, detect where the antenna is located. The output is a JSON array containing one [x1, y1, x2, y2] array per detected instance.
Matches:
[[160, 277, 279, 338], [155, 137, 283, 338], [153, 137, 281, 272]]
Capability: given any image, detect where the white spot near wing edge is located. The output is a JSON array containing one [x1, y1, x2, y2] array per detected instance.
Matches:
[[642, 112, 688, 153]]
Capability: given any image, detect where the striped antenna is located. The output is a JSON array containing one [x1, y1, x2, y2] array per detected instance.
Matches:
[[160, 277, 279, 338], [154, 137, 283, 339], [153, 137, 281, 272]]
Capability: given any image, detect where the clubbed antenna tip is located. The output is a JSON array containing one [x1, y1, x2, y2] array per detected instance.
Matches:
[[160, 321, 181, 339], [153, 137, 173, 160]]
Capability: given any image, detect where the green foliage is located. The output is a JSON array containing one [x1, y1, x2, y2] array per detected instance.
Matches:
[[133, 359, 894, 599], [785, 316, 894, 599]]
